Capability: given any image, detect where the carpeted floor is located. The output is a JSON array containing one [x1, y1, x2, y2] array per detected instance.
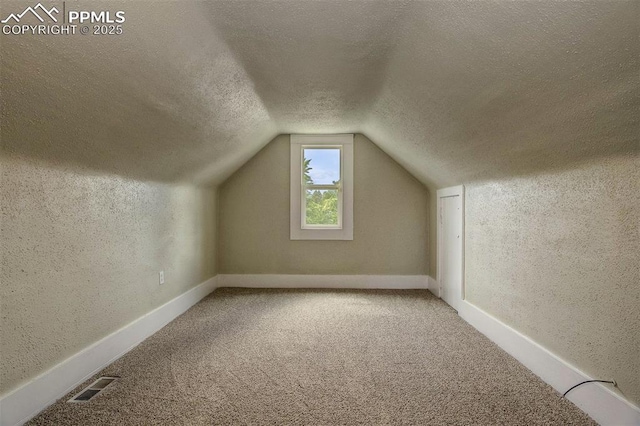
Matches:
[[29, 288, 595, 425]]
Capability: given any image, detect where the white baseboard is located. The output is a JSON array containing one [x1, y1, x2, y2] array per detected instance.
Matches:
[[0, 276, 218, 426], [7, 277, 633, 425], [217, 274, 429, 289], [427, 276, 439, 297], [458, 300, 640, 426]]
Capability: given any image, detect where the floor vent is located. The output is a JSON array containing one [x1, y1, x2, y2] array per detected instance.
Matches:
[[68, 377, 118, 403]]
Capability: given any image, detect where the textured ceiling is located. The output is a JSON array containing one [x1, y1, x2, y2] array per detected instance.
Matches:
[[1, 1, 638, 187]]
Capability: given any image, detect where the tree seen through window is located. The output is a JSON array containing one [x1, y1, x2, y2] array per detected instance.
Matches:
[[303, 149, 340, 226]]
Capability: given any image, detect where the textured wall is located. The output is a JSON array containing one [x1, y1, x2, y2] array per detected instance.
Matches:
[[0, 155, 217, 396], [465, 154, 640, 405], [219, 134, 429, 275]]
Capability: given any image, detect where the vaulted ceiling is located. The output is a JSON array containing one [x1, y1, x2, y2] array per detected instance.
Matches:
[[2, 1, 638, 188]]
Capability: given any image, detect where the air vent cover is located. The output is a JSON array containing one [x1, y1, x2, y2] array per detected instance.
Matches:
[[68, 377, 117, 403]]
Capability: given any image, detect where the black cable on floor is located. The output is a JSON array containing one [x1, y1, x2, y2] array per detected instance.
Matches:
[[562, 380, 616, 398]]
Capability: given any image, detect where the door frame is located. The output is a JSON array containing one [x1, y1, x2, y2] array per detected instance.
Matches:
[[436, 185, 465, 308]]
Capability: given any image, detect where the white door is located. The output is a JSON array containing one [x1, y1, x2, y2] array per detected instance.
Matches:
[[437, 186, 464, 311]]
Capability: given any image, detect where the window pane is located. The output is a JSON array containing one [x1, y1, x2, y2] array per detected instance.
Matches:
[[305, 189, 338, 225], [303, 148, 340, 185]]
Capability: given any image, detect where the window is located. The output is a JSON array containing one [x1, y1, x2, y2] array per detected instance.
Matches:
[[290, 134, 353, 240]]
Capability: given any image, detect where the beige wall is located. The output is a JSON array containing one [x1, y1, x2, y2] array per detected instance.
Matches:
[[218, 134, 429, 275], [465, 154, 639, 406], [0, 155, 217, 396]]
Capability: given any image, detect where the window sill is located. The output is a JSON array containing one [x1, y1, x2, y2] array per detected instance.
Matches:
[[290, 228, 353, 241]]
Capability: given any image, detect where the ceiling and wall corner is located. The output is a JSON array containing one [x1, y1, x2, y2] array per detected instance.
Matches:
[[0, 1, 278, 185], [3, 1, 636, 188], [361, 1, 639, 188]]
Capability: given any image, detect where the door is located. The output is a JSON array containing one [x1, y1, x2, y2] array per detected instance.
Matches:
[[437, 186, 464, 311]]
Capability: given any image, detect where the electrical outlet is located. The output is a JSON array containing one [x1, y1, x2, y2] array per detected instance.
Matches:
[[159, 271, 165, 285]]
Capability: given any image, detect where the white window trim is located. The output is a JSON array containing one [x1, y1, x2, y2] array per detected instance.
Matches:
[[290, 134, 354, 240]]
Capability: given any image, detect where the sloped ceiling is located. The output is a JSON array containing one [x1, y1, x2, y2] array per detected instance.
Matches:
[[2, 1, 638, 187]]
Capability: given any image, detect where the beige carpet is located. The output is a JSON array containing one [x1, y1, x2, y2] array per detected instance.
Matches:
[[29, 288, 595, 425]]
